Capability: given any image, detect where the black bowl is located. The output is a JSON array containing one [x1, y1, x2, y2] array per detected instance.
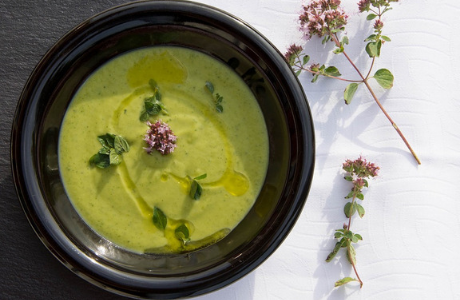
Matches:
[[10, 1, 315, 299]]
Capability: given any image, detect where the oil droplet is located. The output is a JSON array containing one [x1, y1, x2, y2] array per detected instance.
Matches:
[[127, 50, 187, 88], [222, 170, 249, 196]]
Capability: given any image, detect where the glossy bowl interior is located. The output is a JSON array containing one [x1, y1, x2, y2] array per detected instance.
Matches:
[[11, 1, 315, 299]]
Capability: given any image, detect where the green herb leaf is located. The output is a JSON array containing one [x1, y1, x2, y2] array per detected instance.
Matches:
[[351, 233, 360, 243], [194, 173, 207, 180], [344, 231, 354, 240], [175, 224, 190, 244], [190, 180, 203, 200], [333, 47, 344, 54], [334, 277, 358, 287], [188, 174, 207, 200], [363, 179, 369, 188], [356, 193, 364, 200], [381, 35, 391, 42], [374, 68, 394, 89], [302, 55, 310, 65], [356, 203, 365, 218], [152, 207, 167, 231], [345, 191, 354, 199], [149, 79, 158, 91], [325, 66, 341, 77], [326, 239, 344, 262], [89, 153, 110, 169], [342, 36, 349, 45], [114, 135, 130, 154], [344, 202, 356, 218], [344, 175, 353, 181], [205, 81, 214, 93], [109, 149, 122, 165], [367, 13, 377, 20], [145, 100, 162, 115], [140, 111, 150, 122], [216, 104, 224, 113], [98, 147, 111, 155], [354, 233, 363, 241], [364, 34, 377, 42], [347, 243, 357, 265], [214, 94, 224, 112], [344, 83, 359, 105], [98, 133, 115, 149], [365, 41, 381, 57]]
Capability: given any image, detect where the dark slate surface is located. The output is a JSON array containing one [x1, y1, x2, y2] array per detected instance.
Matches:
[[0, 1, 140, 299]]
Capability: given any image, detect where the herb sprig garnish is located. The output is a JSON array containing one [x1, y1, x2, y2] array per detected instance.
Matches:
[[326, 156, 379, 288], [284, 0, 420, 165], [152, 207, 191, 246], [205, 81, 224, 113], [188, 173, 207, 200], [175, 224, 190, 245], [89, 133, 130, 168], [152, 206, 167, 231], [140, 79, 168, 122]]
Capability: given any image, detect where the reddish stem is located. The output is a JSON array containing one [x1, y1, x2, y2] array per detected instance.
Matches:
[[346, 193, 364, 288], [329, 34, 421, 165]]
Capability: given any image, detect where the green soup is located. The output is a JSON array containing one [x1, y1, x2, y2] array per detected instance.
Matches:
[[59, 46, 269, 253]]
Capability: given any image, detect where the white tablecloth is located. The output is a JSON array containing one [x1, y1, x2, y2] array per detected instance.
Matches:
[[188, 0, 460, 299], [4, 0, 459, 299]]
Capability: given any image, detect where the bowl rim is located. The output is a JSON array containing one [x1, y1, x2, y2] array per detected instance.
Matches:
[[10, 0, 315, 298]]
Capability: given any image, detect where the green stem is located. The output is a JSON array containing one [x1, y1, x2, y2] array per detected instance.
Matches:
[[347, 193, 364, 288]]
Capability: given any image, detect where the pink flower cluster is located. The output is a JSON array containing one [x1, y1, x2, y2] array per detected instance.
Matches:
[[299, 0, 348, 40], [358, 0, 399, 13], [144, 120, 177, 155], [358, 0, 399, 31], [284, 44, 304, 64], [343, 156, 379, 178]]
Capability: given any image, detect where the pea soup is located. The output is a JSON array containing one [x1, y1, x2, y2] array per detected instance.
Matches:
[[59, 46, 269, 253]]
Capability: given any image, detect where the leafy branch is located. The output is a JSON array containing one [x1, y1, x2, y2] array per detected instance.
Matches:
[[205, 81, 224, 113], [89, 133, 130, 168], [285, 0, 420, 165], [326, 156, 379, 288]]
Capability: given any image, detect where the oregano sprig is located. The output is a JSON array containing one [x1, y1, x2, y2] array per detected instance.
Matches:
[[152, 206, 167, 231], [205, 81, 224, 113], [188, 173, 207, 200], [326, 156, 379, 288], [285, 0, 421, 165], [89, 133, 130, 168], [175, 223, 191, 245], [140, 79, 168, 122]]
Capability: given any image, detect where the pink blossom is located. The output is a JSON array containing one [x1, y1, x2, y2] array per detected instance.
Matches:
[[374, 19, 384, 30], [299, 0, 348, 40], [343, 156, 379, 178], [144, 120, 177, 155], [284, 44, 304, 64]]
